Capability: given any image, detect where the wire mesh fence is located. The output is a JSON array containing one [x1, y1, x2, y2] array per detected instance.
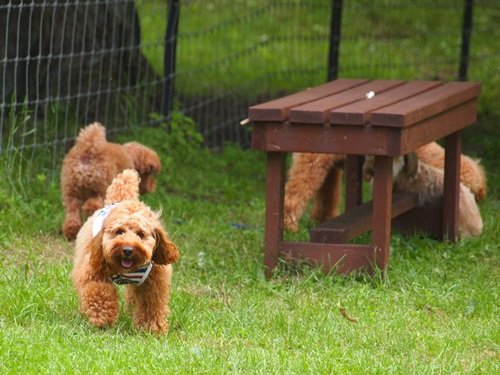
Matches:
[[0, 0, 167, 180], [1, 0, 499, 181]]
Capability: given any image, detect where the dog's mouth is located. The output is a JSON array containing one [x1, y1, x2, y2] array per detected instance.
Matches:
[[109, 243, 149, 273], [140, 177, 156, 194], [120, 258, 134, 269]]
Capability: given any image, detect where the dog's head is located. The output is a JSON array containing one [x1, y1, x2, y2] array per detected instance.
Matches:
[[362, 153, 418, 182], [123, 142, 161, 194], [89, 201, 179, 276], [402, 152, 418, 177]]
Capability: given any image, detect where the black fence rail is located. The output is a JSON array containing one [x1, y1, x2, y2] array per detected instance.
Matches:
[[1, 0, 499, 177]]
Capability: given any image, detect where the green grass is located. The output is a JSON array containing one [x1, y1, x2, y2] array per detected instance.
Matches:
[[0, 1, 499, 373], [0, 125, 498, 373]]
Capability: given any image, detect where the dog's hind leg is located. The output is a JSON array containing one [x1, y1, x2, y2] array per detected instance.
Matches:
[[82, 196, 104, 217], [311, 166, 343, 224], [62, 197, 83, 240], [284, 153, 342, 232]]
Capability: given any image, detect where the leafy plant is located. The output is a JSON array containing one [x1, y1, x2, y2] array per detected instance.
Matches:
[[150, 110, 204, 162]]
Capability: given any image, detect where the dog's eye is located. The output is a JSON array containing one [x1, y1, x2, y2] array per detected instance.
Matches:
[[115, 229, 124, 236], [137, 231, 145, 239]]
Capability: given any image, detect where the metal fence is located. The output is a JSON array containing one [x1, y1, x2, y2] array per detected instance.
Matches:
[[1, 0, 499, 178]]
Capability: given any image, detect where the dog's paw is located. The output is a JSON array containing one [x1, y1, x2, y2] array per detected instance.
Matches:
[[284, 215, 298, 232], [63, 220, 81, 240], [88, 311, 118, 328], [134, 317, 168, 335]]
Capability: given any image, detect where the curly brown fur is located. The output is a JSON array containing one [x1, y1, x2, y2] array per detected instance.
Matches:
[[61, 122, 161, 240], [283, 140, 486, 233], [284, 152, 345, 232], [415, 142, 487, 201], [361, 141, 487, 202], [71, 170, 179, 334], [363, 154, 483, 238]]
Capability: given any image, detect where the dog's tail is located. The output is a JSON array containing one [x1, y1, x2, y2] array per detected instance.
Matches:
[[76, 122, 107, 149], [105, 169, 141, 204]]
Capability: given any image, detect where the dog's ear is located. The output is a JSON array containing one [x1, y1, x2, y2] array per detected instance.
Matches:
[[88, 231, 108, 276], [123, 142, 161, 176], [145, 161, 160, 176], [404, 152, 418, 176], [153, 226, 180, 265]]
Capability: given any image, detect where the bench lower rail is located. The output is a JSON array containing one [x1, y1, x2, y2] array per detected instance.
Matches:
[[280, 242, 376, 274], [310, 192, 419, 244]]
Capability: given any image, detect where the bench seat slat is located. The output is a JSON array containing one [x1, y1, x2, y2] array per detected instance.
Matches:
[[248, 78, 367, 122], [330, 81, 443, 125], [370, 82, 481, 127], [290, 80, 405, 124]]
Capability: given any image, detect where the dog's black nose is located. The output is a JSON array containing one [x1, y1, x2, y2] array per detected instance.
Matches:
[[122, 246, 134, 257]]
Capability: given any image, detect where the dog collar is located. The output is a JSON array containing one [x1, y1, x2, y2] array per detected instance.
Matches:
[[111, 262, 153, 286], [92, 203, 119, 237]]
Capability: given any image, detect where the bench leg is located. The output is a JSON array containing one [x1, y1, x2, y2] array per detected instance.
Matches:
[[443, 131, 461, 242], [264, 152, 286, 278], [345, 155, 364, 211], [371, 155, 393, 271]]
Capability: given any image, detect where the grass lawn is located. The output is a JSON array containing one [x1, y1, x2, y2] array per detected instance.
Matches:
[[0, 123, 498, 373], [0, 0, 498, 373]]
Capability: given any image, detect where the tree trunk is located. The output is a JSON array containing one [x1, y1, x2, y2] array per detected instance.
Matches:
[[0, 0, 160, 122]]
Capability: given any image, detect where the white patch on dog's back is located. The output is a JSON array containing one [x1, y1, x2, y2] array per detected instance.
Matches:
[[392, 156, 405, 178], [92, 203, 119, 237]]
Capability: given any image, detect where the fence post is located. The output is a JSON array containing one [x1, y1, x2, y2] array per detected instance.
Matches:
[[458, 0, 474, 81], [327, 0, 343, 81], [163, 0, 181, 122]]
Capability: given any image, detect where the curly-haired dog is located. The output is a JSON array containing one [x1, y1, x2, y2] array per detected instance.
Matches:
[[363, 153, 483, 238], [283, 141, 486, 232], [61, 122, 161, 240], [71, 169, 179, 334], [415, 142, 486, 201]]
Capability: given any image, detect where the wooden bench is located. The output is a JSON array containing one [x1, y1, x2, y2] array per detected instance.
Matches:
[[247, 79, 481, 277]]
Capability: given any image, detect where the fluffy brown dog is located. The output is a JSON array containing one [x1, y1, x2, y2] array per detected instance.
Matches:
[[283, 141, 487, 232], [71, 169, 179, 334], [364, 154, 483, 238], [415, 142, 486, 201], [61, 122, 161, 240]]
